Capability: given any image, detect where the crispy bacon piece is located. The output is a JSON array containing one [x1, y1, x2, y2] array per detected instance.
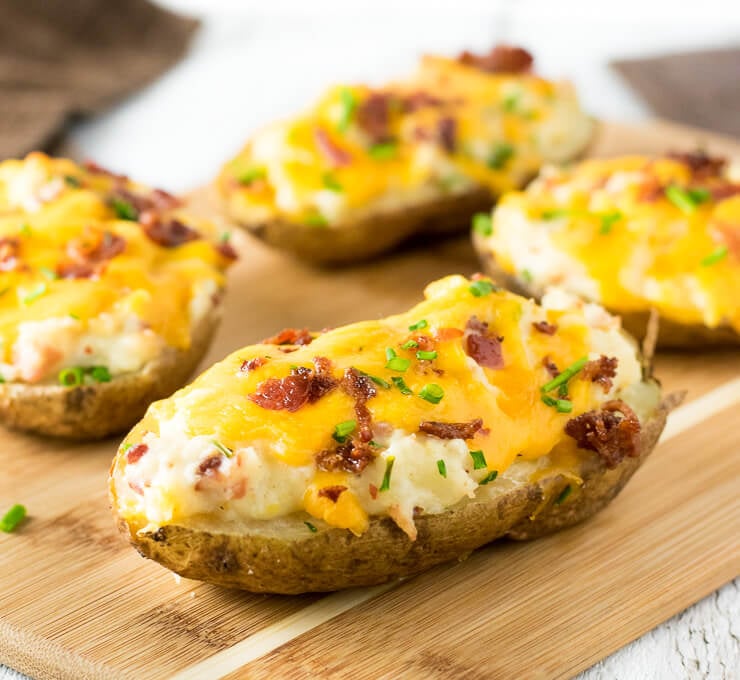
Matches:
[[84, 160, 128, 183], [139, 213, 199, 248], [310, 356, 339, 402], [126, 443, 149, 464], [715, 222, 740, 259], [564, 400, 641, 469], [402, 91, 444, 112], [314, 127, 352, 167], [316, 440, 374, 474], [248, 357, 337, 412], [458, 45, 534, 74], [532, 320, 558, 335], [240, 357, 268, 373], [667, 150, 726, 179], [542, 355, 559, 378], [411, 334, 436, 352], [216, 240, 238, 260], [581, 356, 619, 393], [261, 327, 313, 346], [317, 485, 347, 503], [196, 455, 223, 476], [437, 117, 457, 153], [711, 184, 740, 201], [419, 418, 483, 440], [342, 367, 376, 443], [0, 237, 21, 272], [435, 327, 464, 342], [356, 92, 393, 143], [59, 228, 126, 279], [636, 177, 665, 203], [465, 316, 504, 369]]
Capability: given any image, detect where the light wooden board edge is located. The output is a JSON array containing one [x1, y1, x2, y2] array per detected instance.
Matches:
[[168, 376, 740, 680]]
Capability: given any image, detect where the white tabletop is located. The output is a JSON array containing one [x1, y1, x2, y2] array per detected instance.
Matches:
[[3, 2, 739, 678]]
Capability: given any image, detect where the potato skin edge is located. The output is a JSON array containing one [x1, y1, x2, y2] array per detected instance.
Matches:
[[0, 305, 222, 440], [114, 395, 669, 594]]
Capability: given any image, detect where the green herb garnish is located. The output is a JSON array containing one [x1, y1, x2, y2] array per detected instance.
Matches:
[[38, 266, 58, 281], [21, 283, 47, 305], [541, 208, 571, 220], [541, 395, 557, 408], [379, 456, 395, 492], [700, 245, 728, 267], [400, 340, 418, 350], [665, 185, 703, 214], [502, 93, 520, 113], [416, 350, 437, 361], [19, 223, 32, 236], [305, 213, 328, 227], [322, 173, 343, 192], [555, 485, 572, 505], [212, 440, 234, 458], [469, 279, 497, 297], [68, 313, 80, 320], [469, 449, 487, 470], [337, 88, 357, 132], [0, 504, 26, 533], [487, 142, 515, 170], [472, 212, 493, 237], [110, 198, 137, 221], [333, 419, 357, 443], [555, 399, 573, 413], [391, 376, 412, 395], [408, 319, 428, 331], [305, 521, 318, 533], [385, 348, 410, 372], [541, 356, 588, 394], [237, 167, 266, 185], [368, 141, 397, 161], [479, 470, 498, 485], [437, 459, 447, 478], [89, 366, 111, 383], [520, 269, 533, 283], [58, 367, 84, 387], [419, 383, 444, 404], [599, 211, 622, 235], [366, 373, 390, 389], [64, 175, 81, 188]]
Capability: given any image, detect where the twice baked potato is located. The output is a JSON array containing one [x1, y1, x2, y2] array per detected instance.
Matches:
[[0, 153, 236, 438], [111, 274, 672, 594], [217, 45, 594, 265], [473, 151, 740, 346]]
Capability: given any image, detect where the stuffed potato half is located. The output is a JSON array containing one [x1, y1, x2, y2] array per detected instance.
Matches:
[[217, 45, 594, 265], [0, 153, 237, 438], [473, 151, 740, 346], [111, 275, 672, 593]]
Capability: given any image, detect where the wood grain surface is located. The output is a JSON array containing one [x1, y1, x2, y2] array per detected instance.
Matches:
[[0, 120, 739, 680]]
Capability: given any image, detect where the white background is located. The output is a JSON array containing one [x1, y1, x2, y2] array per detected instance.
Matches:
[[4, 1, 740, 678]]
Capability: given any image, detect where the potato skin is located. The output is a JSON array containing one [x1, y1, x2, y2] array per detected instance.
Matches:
[[0, 306, 221, 440], [474, 245, 740, 349], [115, 393, 669, 594]]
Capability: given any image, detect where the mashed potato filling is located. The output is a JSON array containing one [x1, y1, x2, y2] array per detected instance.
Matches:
[[115, 275, 656, 539]]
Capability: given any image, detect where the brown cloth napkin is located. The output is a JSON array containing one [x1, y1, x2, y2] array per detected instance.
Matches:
[[0, 0, 198, 160], [613, 46, 740, 138]]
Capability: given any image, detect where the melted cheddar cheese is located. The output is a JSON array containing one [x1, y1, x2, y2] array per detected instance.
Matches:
[[113, 275, 655, 538], [0, 153, 233, 383], [218, 50, 592, 227], [480, 154, 740, 332]]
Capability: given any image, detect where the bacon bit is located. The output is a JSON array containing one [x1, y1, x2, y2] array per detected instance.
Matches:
[[532, 320, 558, 335], [356, 92, 393, 143], [216, 240, 239, 260], [419, 418, 483, 440], [711, 184, 740, 201], [411, 334, 436, 352], [636, 177, 665, 203], [542, 355, 559, 378], [261, 327, 313, 346], [314, 127, 352, 167], [666, 150, 726, 179], [369, 483, 378, 500], [196, 455, 222, 477], [309, 356, 339, 402], [581, 356, 619, 393], [60, 228, 126, 279], [317, 485, 347, 503], [564, 400, 641, 469], [342, 367, 376, 443], [458, 44, 534, 74], [402, 91, 444, 112], [126, 443, 149, 464], [248, 357, 337, 412], [316, 440, 375, 474], [0, 237, 21, 272], [715, 222, 740, 259], [84, 160, 128, 183], [435, 327, 464, 342], [140, 214, 200, 248], [465, 316, 504, 369], [128, 481, 144, 495], [240, 357, 268, 373], [437, 117, 457, 153], [149, 188, 182, 211]]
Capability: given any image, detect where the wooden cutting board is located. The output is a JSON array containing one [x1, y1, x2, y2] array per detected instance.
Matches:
[[1, 120, 739, 680]]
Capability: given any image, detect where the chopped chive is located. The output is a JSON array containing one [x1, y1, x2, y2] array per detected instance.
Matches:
[[58, 367, 84, 387], [305, 213, 328, 227], [237, 167, 266, 185], [408, 319, 428, 331], [558, 383, 569, 399], [368, 141, 397, 161], [400, 340, 418, 350], [391, 376, 412, 395], [19, 223, 31, 236], [364, 373, 390, 389], [469, 279, 498, 297], [121, 442, 133, 453], [386, 356, 410, 372], [322, 173, 343, 192], [555, 399, 573, 413], [419, 383, 444, 404], [437, 459, 447, 478], [333, 419, 357, 443], [38, 266, 58, 281], [110, 198, 137, 220], [479, 470, 498, 485], [219, 231, 231, 244], [0, 504, 26, 533], [305, 521, 318, 533], [665, 185, 701, 214], [379, 456, 395, 492], [472, 212, 493, 236], [541, 208, 571, 220], [89, 366, 111, 383], [541, 356, 588, 394], [64, 175, 81, 187], [541, 394, 558, 407], [385, 347, 397, 361], [520, 269, 533, 284], [469, 449, 487, 470], [502, 93, 520, 112], [21, 283, 47, 305], [599, 211, 622, 235], [555, 484, 572, 505], [700, 245, 728, 267], [487, 142, 515, 170], [416, 350, 438, 361], [212, 440, 234, 458], [688, 187, 711, 203], [337, 88, 357, 132]]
